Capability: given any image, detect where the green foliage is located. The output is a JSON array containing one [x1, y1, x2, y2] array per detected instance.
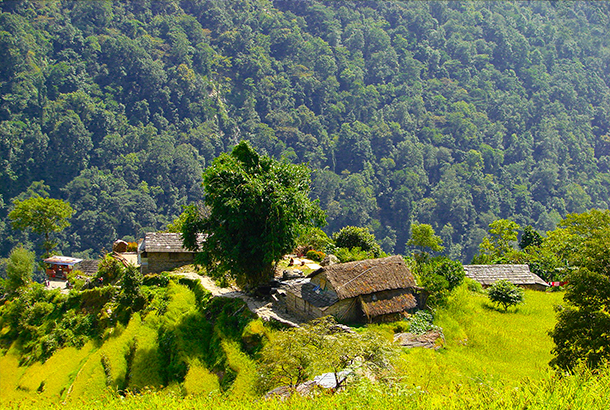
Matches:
[[8, 197, 75, 255], [476, 219, 521, 263], [487, 280, 524, 312], [119, 265, 144, 309], [519, 226, 543, 250], [4, 245, 35, 293], [96, 254, 124, 284], [182, 141, 325, 289], [295, 227, 333, 252], [407, 310, 438, 335], [408, 223, 444, 254], [332, 226, 383, 258], [548, 210, 610, 370], [417, 256, 464, 306], [305, 249, 325, 262], [3, 1, 610, 265], [257, 316, 395, 393], [334, 246, 380, 263]]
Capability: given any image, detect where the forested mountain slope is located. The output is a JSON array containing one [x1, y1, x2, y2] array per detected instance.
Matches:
[[2, 0, 610, 262]]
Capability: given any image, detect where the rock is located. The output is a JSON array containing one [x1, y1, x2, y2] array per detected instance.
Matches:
[[394, 330, 445, 350], [283, 270, 304, 280], [321, 254, 339, 266]]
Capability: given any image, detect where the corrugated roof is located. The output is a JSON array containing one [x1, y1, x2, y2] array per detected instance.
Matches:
[[44, 256, 83, 266], [309, 255, 416, 300], [140, 232, 205, 253], [285, 278, 339, 309], [463, 264, 548, 287]]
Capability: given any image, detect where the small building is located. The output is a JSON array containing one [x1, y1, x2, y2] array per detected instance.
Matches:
[[138, 232, 204, 274], [44, 256, 83, 279], [284, 255, 425, 324], [463, 264, 549, 291]]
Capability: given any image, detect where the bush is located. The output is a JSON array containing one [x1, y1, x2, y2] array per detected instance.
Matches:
[[464, 277, 483, 293], [306, 249, 325, 262], [418, 257, 464, 306], [96, 254, 125, 284], [332, 226, 383, 258], [408, 310, 438, 334], [296, 227, 333, 252], [488, 280, 524, 311]]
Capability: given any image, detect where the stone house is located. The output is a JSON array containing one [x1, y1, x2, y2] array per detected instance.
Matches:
[[284, 255, 425, 324], [463, 264, 549, 291], [138, 232, 204, 274]]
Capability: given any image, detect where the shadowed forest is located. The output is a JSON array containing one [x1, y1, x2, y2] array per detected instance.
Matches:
[[2, 1, 610, 263]]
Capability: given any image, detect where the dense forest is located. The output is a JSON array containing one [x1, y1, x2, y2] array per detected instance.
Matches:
[[2, 0, 610, 262]]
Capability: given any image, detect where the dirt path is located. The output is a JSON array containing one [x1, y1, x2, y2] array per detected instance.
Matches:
[[177, 271, 301, 327]]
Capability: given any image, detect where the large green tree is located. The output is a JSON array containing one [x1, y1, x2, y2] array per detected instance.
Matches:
[[8, 196, 75, 255], [549, 209, 610, 370], [4, 245, 35, 293], [182, 141, 325, 289]]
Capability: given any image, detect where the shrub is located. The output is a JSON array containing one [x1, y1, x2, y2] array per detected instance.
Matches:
[[332, 226, 383, 258], [96, 254, 125, 284], [418, 257, 464, 306], [296, 227, 333, 252], [306, 249, 325, 262], [488, 279, 524, 311], [408, 310, 438, 334], [464, 277, 483, 293]]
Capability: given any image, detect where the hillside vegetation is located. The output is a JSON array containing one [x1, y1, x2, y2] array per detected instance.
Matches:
[[1, 277, 571, 407], [3, 1, 610, 261]]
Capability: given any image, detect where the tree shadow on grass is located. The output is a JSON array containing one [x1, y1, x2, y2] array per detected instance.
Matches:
[[481, 301, 521, 313]]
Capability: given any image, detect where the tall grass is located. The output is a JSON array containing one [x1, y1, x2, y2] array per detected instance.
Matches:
[[4, 365, 609, 410]]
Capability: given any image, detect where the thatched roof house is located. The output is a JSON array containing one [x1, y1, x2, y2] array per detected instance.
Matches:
[[463, 264, 549, 291], [138, 232, 204, 274], [284, 255, 425, 323]]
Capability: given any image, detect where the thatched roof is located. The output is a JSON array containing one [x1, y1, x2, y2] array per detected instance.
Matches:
[[309, 255, 416, 300], [360, 288, 417, 318], [139, 232, 205, 253], [463, 264, 548, 287]]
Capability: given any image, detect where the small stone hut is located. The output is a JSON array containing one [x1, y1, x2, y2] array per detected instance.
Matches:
[[138, 232, 203, 274], [463, 264, 549, 291], [285, 255, 425, 323]]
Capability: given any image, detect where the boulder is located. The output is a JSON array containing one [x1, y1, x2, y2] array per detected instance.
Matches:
[[321, 254, 339, 266], [394, 330, 445, 350]]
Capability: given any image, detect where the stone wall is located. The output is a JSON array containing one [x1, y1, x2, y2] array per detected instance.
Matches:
[[140, 252, 195, 274]]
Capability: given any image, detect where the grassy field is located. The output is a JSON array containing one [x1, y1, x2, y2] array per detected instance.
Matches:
[[2, 282, 607, 409]]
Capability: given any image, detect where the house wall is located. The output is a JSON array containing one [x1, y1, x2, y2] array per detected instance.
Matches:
[[324, 298, 360, 323], [140, 252, 195, 274], [285, 292, 325, 320]]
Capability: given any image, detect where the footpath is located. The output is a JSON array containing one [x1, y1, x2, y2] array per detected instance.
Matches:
[[177, 270, 301, 327]]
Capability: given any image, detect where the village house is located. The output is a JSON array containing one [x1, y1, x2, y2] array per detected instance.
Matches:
[[43, 256, 100, 280], [463, 264, 549, 291], [284, 255, 426, 324], [138, 232, 204, 274]]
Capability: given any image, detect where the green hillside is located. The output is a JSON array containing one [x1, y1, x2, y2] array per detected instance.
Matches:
[[3, 1, 610, 262], [0, 276, 571, 407]]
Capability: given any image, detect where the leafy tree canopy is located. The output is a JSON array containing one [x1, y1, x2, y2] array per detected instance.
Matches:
[[4, 245, 35, 293], [332, 226, 383, 258], [408, 222, 444, 254], [182, 141, 325, 288], [8, 197, 75, 255], [487, 279, 524, 312], [550, 209, 610, 370]]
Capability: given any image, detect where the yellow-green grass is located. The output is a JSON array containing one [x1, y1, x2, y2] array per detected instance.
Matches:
[[397, 286, 564, 391], [1, 283, 568, 408], [3, 365, 610, 410]]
